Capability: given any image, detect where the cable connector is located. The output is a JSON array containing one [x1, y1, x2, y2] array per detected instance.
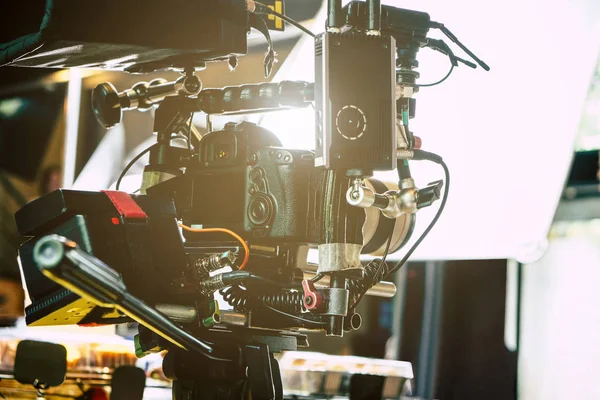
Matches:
[[412, 149, 444, 163], [396, 149, 415, 160], [429, 21, 444, 30], [194, 251, 237, 276]]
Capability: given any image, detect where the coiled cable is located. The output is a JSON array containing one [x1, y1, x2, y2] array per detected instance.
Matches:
[[347, 258, 389, 308], [220, 285, 248, 311], [220, 285, 304, 314], [260, 291, 304, 314]]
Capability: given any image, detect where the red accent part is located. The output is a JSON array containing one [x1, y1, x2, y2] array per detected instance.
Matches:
[[302, 279, 323, 311], [101, 190, 148, 220], [413, 136, 422, 150], [111, 217, 120, 225], [78, 322, 106, 327]]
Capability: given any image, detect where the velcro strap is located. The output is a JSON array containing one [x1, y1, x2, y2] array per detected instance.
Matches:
[[101, 190, 147, 220]]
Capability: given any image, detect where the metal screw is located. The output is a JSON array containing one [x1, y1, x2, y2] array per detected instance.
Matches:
[[334, 41, 341, 47], [350, 191, 360, 200], [335, 154, 341, 159], [305, 296, 313, 305], [382, 44, 388, 49], [186, 82, 198, 91], [384, 155, 390, 160]]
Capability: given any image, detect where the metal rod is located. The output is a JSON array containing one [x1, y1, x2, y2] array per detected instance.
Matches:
[[327, 0, 343, 30], [367, 0, 382, 32], [206, 114, 213, 133], [220, 311, 248, 327], [155, 304, 247, 327], [189, 121, 203, 142], [328, 274, 345, 336]]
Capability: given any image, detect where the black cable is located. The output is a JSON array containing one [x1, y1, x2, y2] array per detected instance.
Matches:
[[115, 143, 157, 191], [375, 230, 393, 280], [219, 271, 301, 289], [349, 233, 393, 312], [311, 273, 325, 283], [347, 150, 449, 310], [254, 2, 316, 38], [249, 11, 276, 77], [386, 153, 450, 276], [418, 63, 455, 87], [115, 135, 186, 191], [248, 274, 301, 289]]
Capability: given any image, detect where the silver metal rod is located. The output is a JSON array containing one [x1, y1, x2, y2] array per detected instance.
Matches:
[[190, 121, 203, 142], [206, 114, 213, 133], [155, 304, 197, 323], [155, 304, 247, 327], [220, 311, 248, 327]]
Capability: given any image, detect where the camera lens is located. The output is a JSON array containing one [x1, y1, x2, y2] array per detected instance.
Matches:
[[251, 202, 266, 220], [336, 105, 367, 140], [248, 195, 273, 227]]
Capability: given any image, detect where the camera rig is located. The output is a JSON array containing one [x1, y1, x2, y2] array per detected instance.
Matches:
[[12, 1, 488, 399]]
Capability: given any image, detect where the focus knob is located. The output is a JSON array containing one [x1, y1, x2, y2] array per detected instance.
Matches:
[[91, 82, 122, 128]]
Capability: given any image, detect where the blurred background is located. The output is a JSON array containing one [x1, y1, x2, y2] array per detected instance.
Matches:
[[0, 0, 599, 399]]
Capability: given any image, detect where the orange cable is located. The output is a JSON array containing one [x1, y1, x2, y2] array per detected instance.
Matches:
[[179, 224, 249, 270]]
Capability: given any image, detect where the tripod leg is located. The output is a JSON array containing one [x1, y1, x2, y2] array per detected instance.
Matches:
[[271, 356, 283, 400], [245, 343, 275, 400]]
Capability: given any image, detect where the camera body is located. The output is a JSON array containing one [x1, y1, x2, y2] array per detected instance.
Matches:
[[15, 120, 410, 327], [156, 121, 332, 246]]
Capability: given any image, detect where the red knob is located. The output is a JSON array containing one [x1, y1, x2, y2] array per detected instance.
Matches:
[[414, 136, 422, 150], [302, 279, 323, 311]]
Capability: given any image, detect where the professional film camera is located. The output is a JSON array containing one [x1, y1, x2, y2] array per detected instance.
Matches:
[[8, 0, 488, 398]]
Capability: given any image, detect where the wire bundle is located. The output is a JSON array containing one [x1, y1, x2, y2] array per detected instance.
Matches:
[[220, 285, 304, 314]]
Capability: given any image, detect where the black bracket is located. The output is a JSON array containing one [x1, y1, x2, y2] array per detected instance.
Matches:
[[245, 343, 281, 400]]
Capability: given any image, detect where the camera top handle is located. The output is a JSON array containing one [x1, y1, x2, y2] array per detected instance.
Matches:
[[92, 74, 314, 129]]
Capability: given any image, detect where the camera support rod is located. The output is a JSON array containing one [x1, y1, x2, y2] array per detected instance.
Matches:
[[366, 0, 382, 33], [327, 0, 343, 30], [92, 79, 314, 128]]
